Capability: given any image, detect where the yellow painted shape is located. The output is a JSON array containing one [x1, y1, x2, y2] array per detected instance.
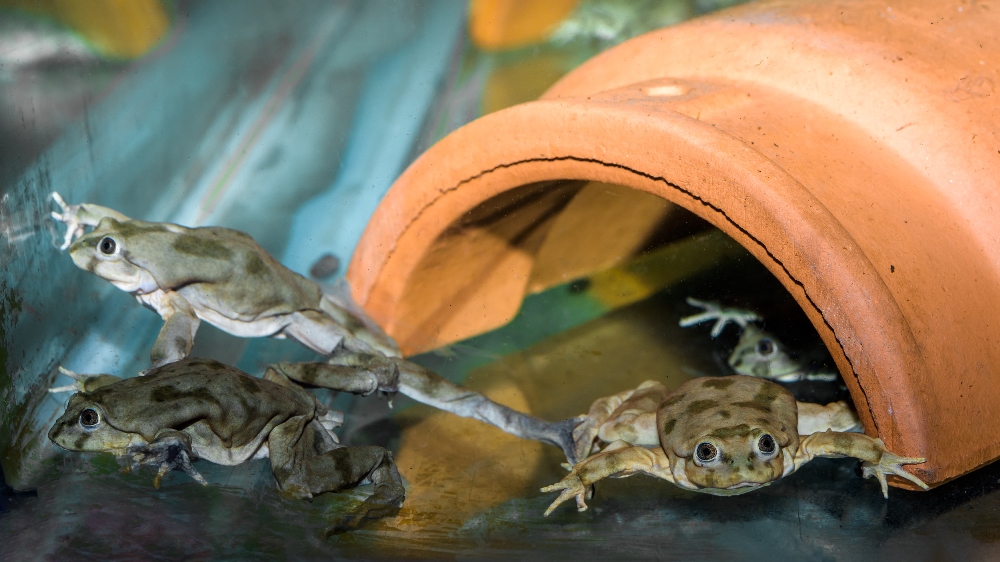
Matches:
[[469, 0, 578, 51], [2, 0, 170, 59], [589, 230, 747, 309]]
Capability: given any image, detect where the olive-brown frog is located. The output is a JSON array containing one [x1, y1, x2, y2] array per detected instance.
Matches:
[[681, 297, 838, 382], [48, 358, 404, 534], [543, 376, 928, 516], [51, 192, 395, 366], [50, 193, 581, 463]]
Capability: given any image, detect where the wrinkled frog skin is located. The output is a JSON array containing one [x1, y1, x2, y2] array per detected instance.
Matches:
[[543, 376, 928, 515], [50, 193, 581, 464], [48, 358, 404, 534]]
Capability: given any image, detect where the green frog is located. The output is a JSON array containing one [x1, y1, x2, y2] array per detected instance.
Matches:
[[48, 357, 404, 535], [50, 193, 581, 463], [680, 297, 838, 382], [543, 376, 928, 515]]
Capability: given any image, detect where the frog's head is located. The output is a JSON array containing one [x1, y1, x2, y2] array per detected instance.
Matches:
[[674, 423, 793, 494], [67, 218, 166, 293], [657, 377, 799, 495], [48, 392, 139, 454], [728, 325, 803, 382]]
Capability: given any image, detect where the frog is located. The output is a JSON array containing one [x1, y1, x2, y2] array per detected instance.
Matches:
[[50, 192, 396, 366], [680, 297, 839, 382], [47, 357, 404, 535], [50, 193, 582, 464], [542, 376, 928, 516]]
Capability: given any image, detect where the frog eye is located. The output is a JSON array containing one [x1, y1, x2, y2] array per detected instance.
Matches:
[[755, 434, 778, 459], [756, 338, 776, 358], [98, 236, 119, 256], [79, 408, 101, 428], [695, 442, 719, 464]]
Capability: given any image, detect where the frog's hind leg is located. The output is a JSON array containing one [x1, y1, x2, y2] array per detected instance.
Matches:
[[394, 359, 585, 464], [268, 416, 404, 534], [283, 310, 393, 357], [271, 353, 584, 464], [318, 295, 400, 358], [266, 355, 400, 397]]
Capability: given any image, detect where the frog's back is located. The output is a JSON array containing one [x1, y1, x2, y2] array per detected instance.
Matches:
[[86, 358, 315, 446], [656, 376, 798, 456], [120, 222, 322, 315]]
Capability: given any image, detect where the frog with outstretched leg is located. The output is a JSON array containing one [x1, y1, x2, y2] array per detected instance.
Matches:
[[542, 376, 928, 515], [49, 193, 582, 463], [48, 358, 404, 534]]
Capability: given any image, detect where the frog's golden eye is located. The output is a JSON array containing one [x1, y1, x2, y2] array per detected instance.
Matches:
[[98, 236, 118, 256], [755, 434, 778, 459], [756, 338, 776, 357], [79, 408, 101, 428], [695, 442, 719, 463]]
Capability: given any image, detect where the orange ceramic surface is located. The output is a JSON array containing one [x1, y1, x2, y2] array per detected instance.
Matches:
[[347, 0, 1000, 488]]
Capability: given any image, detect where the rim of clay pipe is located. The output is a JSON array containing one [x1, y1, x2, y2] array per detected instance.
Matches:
[[348, 0, 1000, 488]]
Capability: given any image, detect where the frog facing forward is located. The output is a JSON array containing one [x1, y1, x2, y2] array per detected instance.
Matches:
[[50, 193, 581, 464], [543, 376, 928, 515], [48, 358, 404, 534], [680, 297, 838, 382]]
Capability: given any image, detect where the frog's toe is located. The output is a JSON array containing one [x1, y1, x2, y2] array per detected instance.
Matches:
[[678, 298, 760, 337], [861, 453, 929, 498], [48, 367, 101, 394], [541, 475, 587, 516]]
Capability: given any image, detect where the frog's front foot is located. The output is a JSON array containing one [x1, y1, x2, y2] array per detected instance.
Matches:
[[541, 472, 590, 516], [125, 434, 208, 488], [679, 297, 761, 338], [859, 440, 929, 498], [49, 192, 85, 251], [48, 367, 120, 394]]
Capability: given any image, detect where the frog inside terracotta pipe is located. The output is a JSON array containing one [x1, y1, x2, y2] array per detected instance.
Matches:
[[48, 193, 581, 463]]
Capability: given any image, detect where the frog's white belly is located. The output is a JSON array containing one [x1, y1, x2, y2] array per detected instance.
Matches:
[[185, 421, 270, 465]]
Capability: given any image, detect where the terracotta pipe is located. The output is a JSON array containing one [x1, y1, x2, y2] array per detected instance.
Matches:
[[346, 0, 1000, 488]]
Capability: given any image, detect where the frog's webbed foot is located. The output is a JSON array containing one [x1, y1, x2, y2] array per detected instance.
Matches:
[[48, 366, 121, 394], [269, 355, 399, 398], [679, 297, 761, 337], [125, 433, 207, 488], [860, 440, 930, 499], [49, 192, 130, 250], [541, 473, 591, 516], [50, 192, 85, 251]]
